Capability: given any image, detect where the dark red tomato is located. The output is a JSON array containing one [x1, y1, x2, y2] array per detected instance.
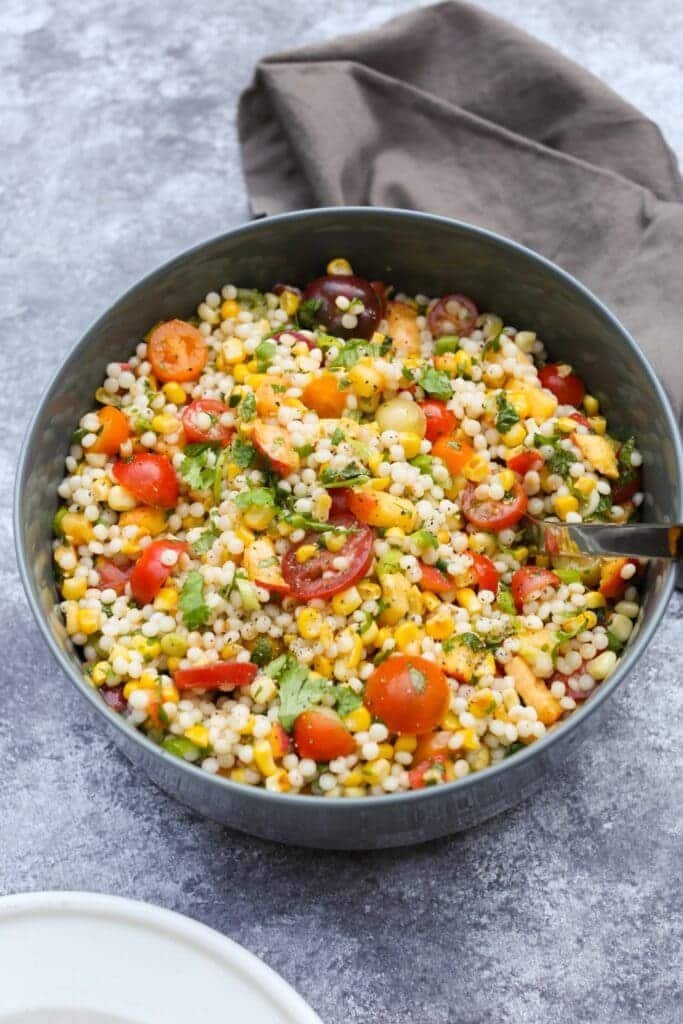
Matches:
[[418, 562, 453, 594], [181, 399, 233, 445], [569, 412, 593, 432], [299, 275, 382, 339], [470, 553, 499, 594], [364, 655, 451, 735], [370, 280, 390, 316], [112, 453, 178, 508], [538, 364, 586, 407], [272, 283, 302, 297], [511, 566, 561, 611], [271, 329, 317, 350], [130, 540, 187, 605], [281, 513, 374, 601], [507, 450, 544, 475], [328, 489, 351, 516], [461, 481, 528, 531], [293, 708, 356, 761], [95, 556, 133, 595], [408, 755, 448, 789], [427, 294, 478, 338], [174, 662, 258, 692], [612, 446, 642, 505], [419, 400, 458, 442], [102, 685, 126, 712]]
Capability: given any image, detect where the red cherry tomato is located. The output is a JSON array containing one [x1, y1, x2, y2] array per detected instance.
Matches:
[[328, 489, 351, 516], [612, 446, 642, 505], [271, 329, 317, 350], [538, 364, 586, 407], [418, 562, 453, 594], [419, 400, 458, 442], [130, 540, 187, 605], [300, 275, 382, 339], [147, 319, 208, 382], [507, 450, 544, 476], [408, 755, 448, 789], [272, 283, 302, 298], [281, 513, 374, 601], [511, 566, 561, 611], [112, 453, 178, 508], [364, 655, 451, 735], [95, 557, 133, 595], [181, 399, 233, 445], [428, 294, 478, 338], [461, 481, 528, 531], [293, 708, 356, 761], [569, 411, 593, 431], [174, 662, 258, 692], [470, 553, 499, 594]]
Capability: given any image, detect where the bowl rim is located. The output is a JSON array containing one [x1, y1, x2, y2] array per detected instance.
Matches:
[[14, 205, 683, 815]]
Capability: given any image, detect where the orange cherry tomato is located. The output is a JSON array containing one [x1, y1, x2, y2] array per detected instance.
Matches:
[[174, 662, 258, 692], [511, 566, 561, 611], [112, 453, 178, 508], [129, 539, 187, 605], [538, 364, 585, 407], [301, 372, 348, 418], [432, 435, 475, 476], [507, 450, 544, 476], [89, 406, 130, 455], [598, 558, 638, 599], [181, 399, 233, 444], [293, 708, 356, 761], [95, 556, 133, 595], [148, 319, 208, 382], [461, 481, 528, 531], [364, 655, 451, 735], [413, 730, 452, 764], [419, 400, 458, 442]]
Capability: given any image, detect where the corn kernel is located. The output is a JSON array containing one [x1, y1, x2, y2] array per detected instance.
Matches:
[[154, 587, 178, 612], [467, 688, 497, 718], [240, 715, 256, 736], [151, 413, 180, 435], [162, 381, 187, 405], [230, 768, 247, 784], [584, 591, 606, 609], [468, 531, 497, 556], [235, 525, 255, 544], [219, 643, 237, 660], [279, 290, 300, 317], [498, 468, 515, 491], [243, 504, 276, 531], [583, 394, 599, 415], [130, 635, 161, 659], [455, 587, 481, 613], [346, 634, 364, 668], [344, 705, 371, 733], [166, 657, 180, 672], [397, 432, 422, 459], [587, 650, 617, 680], [233, 364, 249, 384], [160, 682, 179, 703], [464, 454, 490, 483], [454, 350, 472, 376], [326, 257, 353, 275], [331, 586, 362, 616], [122, 682, 136, 700], [554, 494, 579, 520], [221, 299, 240, 319], [377, 743, 394, 760], [297, 607, 323, 640], [395, 622, 420, 650], [343, 768, 365, 787], [91, 662, 110, 686], [505, 389, 531, 418], [394, 735, 417, 753], [589, 415, 607, 435], [369, 477, 391, 491], [119, 539, 140, 557], [556, 416, 578, 433], [468, 746, 491, 770], [77, 608, 100, 635], [313, 654, 333, 676], [574, 475, 596, 497], [358, 581, 381, 601], [253, 739, 278, 777], [421, 592, 441, 613], [61, 513, 94, 545], [442, 711, 460, 731], [324, 532, 347, 553], [501, 422, 526, 447], [92, 478, 111, 502], [61, 576, 87, 600], [107, 484, 137, 512], [461, 728, 480, 751], [184, 724, 210, 748], [139, 670, 157, 689], [368, 451, 384, 474], [362, 758, 391, 783], [425, 612, 455, 640], [296, 544, 317, 564], [361, 622, 379, 646]]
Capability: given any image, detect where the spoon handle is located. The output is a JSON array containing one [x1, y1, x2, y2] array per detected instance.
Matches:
[[524, 517, 683, 560]]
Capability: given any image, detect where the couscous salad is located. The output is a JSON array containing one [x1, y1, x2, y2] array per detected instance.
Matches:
[[53, 261, 643, 796]]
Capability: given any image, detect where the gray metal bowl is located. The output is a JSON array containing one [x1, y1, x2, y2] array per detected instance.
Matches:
[[15, 208, 683, 849]]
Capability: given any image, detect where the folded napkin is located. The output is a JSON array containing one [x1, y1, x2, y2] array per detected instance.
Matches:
[[239, 0, 683, 419]]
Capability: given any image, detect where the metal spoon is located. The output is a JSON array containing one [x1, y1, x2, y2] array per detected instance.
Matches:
[[523, 516, 682, 560]]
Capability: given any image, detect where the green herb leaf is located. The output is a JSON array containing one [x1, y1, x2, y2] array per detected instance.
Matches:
[[192, 526, 218, 555], [334, 686, 362, 719], [179, 442, 221, 492], [279, 509, 357, 535], [296, 298, 324, 330], [240, 392, 256, 422], [236, 288, 268, 316], [496, 393, 520, 435], [320, 462, 369, 488], [606, 630, 625, 653], [419, 366, 453, 400], [234, 487, 276, 510], [179, 571, 210, 629], [266, 654, 332, 732], [409, 529, 439, 550], [330, 427, 345, 445], [497, 586, 516, 615], [251, 637, 275, 668], [230, 436, 256, 469]]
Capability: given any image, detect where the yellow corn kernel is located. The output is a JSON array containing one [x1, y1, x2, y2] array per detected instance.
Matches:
[[313, 491, 332, 521], [297, 607, 323, 640], [346, 634, 363, 668], [265, 768, 292, 793], [397, 432, 422, 459], [221, 298, 240, 319], [92, 477, 111, 502], [384, 528, 404, 544], [375, 627, 392, 648], [119, 506, 167, 536], [589, 415, 607, 435], [243, 504, 276, 531], [556, 416, 578, 433], [324, 532, 347, 553], [61, 576, 87, 600], [454, 350, 472, 376], [343, 768, 365, 788], [122, 682, 136, 699], [90, 662, 110, 687], [468, 532, 497, 556], [377, 743, 394, 760], [344, 705, 371, 733], [278, 290, 299, 317], [166, 657, 181, 672], [511, 546, 529, 564], [348, 361, 384, 398], [358, 581, 381, 601], [504, 388, 531, 418], [181, 515, 204, 530], [107, 485, 137, 512], [151, 413, 180, 435], [421, 591, 441, 614], [77, 608, 100, 635], [313, 654, 333, 676], [219, 643, 237, 660], [455, 587, 481, 613], [319, 623, 333, 648], [395, 622, 420, 651], [184, 724, 210, 748], [369, 477, 391, 491], [478, 652, 496, 677], [467, 688, 497, 718], [574, 475, 596, 497], [368, 451, 384, 475], [130, 635, 162, 660], [554, 494, 579, 520], [233, 363, 249, 384], [362, 758, 391, 784], [361, 622, 379, 646], [463, 454, 490, 483], [584, 591, 606, 609], [468, 746, 491, 771], [296, 544, 317, 564], [426, 612, 455, 641], [501, 423, 527, 447], [230, 768, 247, 784], [235, 525, 255, 545], [380, 573, 411, 625], [61, 513, 94, 545], [160, 682, 179, 703], [327, 257, 353, 275], [154, 587, 178, 612], [442, 711, 460, 731], [253, 739, 278, 777], [395, 735, 417, 753], [461, 728, 480, 751], [331, 586, 362, 616], [498, 468, 515, 492], [240, 715, 256, 737], [162, 381, 187, 405], [139, 670, 158, 689], [119, 538, 141, 557], [583, 394, 599, 415]]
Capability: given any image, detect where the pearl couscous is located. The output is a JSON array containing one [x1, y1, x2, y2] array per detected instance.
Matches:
[[53, 260, 643, 796]]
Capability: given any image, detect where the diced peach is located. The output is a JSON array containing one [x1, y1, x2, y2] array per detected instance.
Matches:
[[385, 300, 421, 357]]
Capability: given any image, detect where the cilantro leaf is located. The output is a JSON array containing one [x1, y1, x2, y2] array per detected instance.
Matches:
[[496, 393, 520, 435], [240, 392, 256, 422], [296, 298, 323, 330], [547, 446, 576, 477], [230, 436, 256, 469], [330, 427, 345, 445], [497, 586, 516, 615], [179, 442, 221, 491], [334, 686, 362, 719], [255, 340, 277, 370], [251, 637, 275, 668], [419, 366, 453, 400], [236, 288, 267, 315], [279, 509, 358, 535], [179, 571, 210, 629], [266, 655, 331, 732], [320, 462, 369, 488], [587, 491, 613, 521], [192, 526, 218, 555], [234, 487, 276, 510]]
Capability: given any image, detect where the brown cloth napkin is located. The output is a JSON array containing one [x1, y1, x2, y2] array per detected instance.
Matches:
[[239, 0, 683, 419]]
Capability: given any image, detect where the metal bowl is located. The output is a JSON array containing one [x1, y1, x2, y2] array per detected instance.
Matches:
[[15, 208, 683, 849]]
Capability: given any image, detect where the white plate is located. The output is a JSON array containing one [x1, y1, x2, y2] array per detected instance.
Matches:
[[0, 892, 322, 1024]]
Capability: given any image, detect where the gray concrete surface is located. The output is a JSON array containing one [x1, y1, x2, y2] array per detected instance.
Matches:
[[1, 2, 681, 1021]]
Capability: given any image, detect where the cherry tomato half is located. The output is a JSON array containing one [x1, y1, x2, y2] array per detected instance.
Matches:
[[364, 655, 451, 735], [328, 489, 351, 516], [181, 399, 233, 445], [112, 453, 179, 508], [538, 364, 585, 407], [569, 411, 593, 432], [300, 275, 382, 340], [612, 445, 642, 505], [470, 553, 499, 594], [271, 329, 316, 350], [432, 435, 475, 476], [95, 556, 133, 595], [419, 400, 458, 442], [408, 755, 448, 789], [281, 513, 374, 602], [252, 420, 300, 476], [293, 708, 356, 761], [89, 406, 130, 455], [174, 662, 258, 692], [418, 562, 453, 594], [428, 294, 478, 338], [461, 481, 528, 531], [130, 539, 187, 606], [511, 566, 561, 611], [301, 372, 348, 418], [413, 730, 451, 764], [148, 319, 208, 382], [507, 450, 544, 476]]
